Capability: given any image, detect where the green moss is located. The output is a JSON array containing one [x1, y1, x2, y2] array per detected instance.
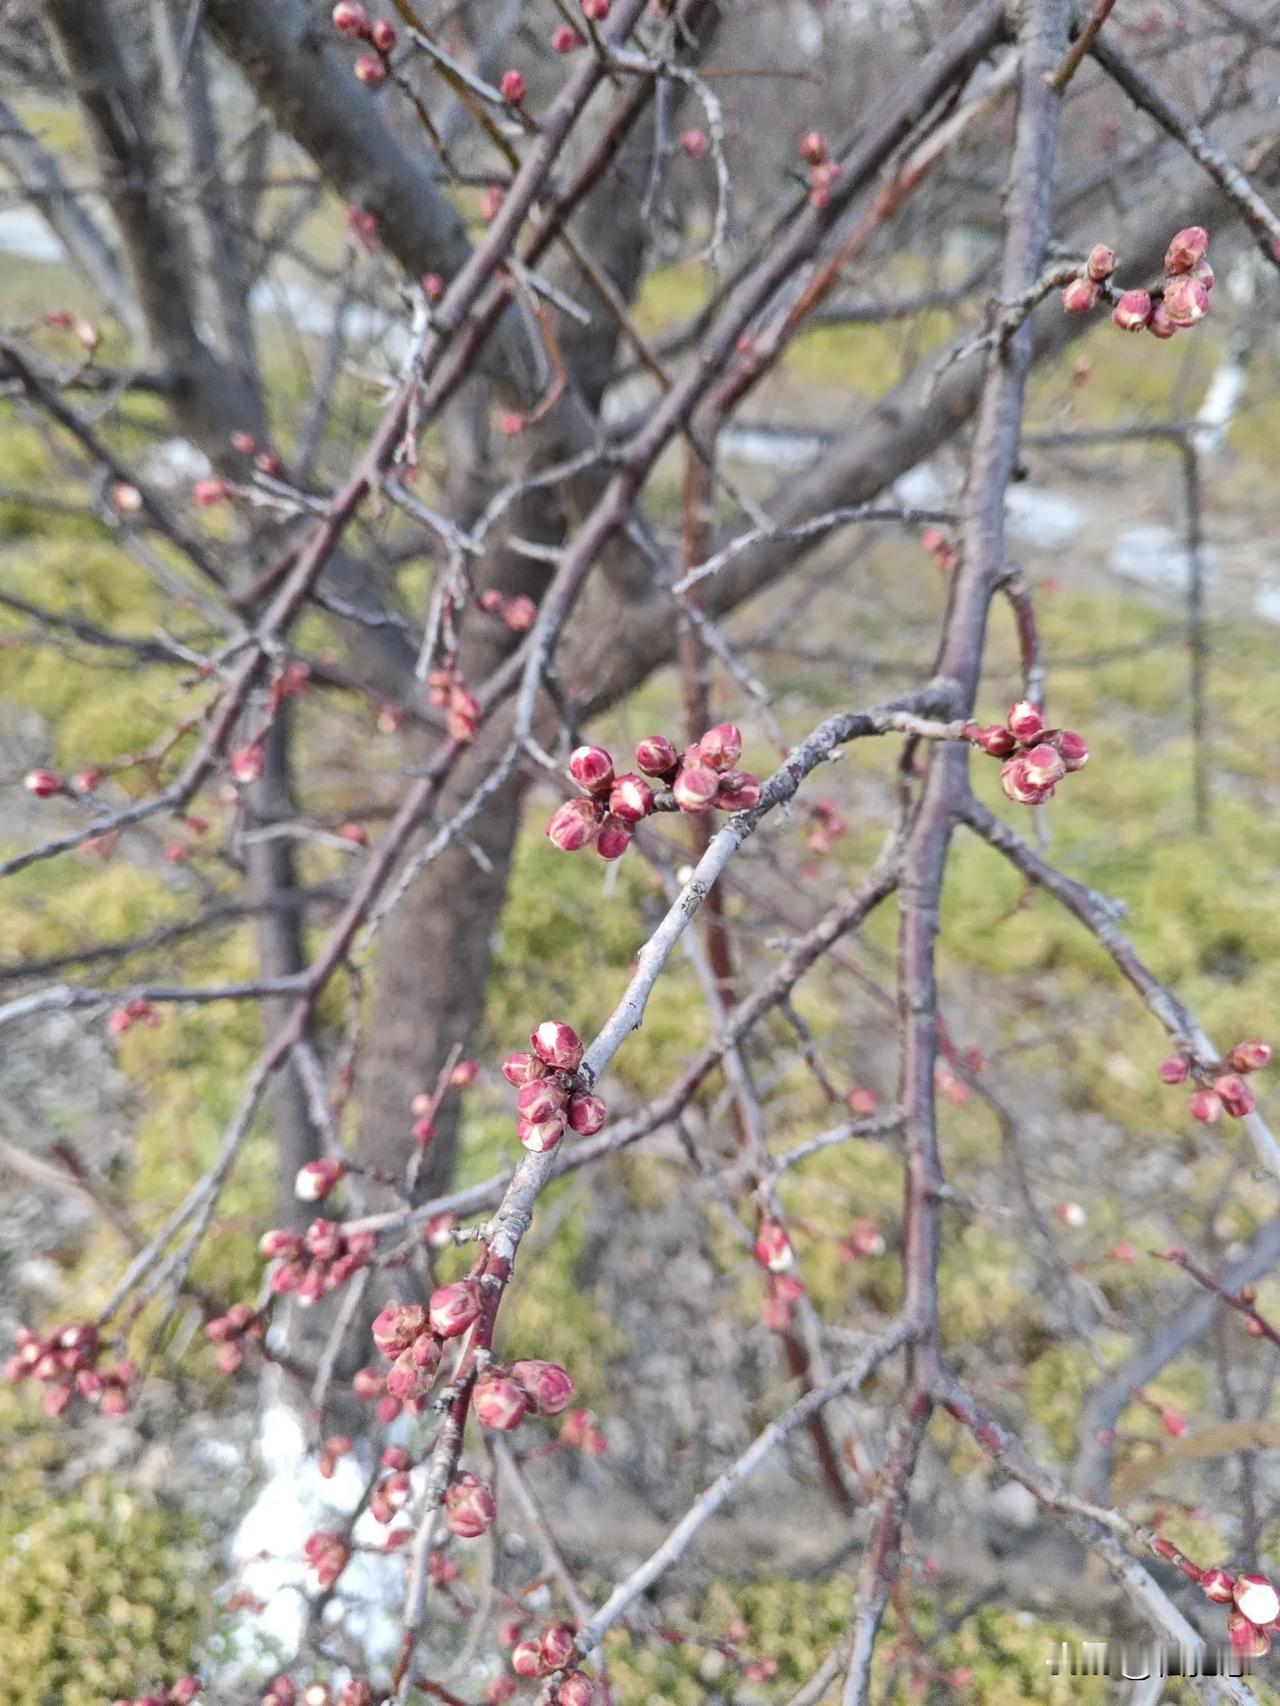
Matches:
[[0, 1394, 210, 1704]]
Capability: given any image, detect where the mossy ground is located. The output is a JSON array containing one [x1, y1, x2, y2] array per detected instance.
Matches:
[[3, 254, 1280, 1699]]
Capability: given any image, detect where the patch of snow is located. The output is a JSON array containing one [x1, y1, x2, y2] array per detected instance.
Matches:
[[1109, 524, 1216, 592], [1005, 486, 1084, 550], [0, 209, 64, 263]]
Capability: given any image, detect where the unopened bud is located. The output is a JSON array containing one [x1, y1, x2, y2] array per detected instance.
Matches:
[[718, 771, 761, 810], [500, 69, 526, 103], [608, 774, 654, 824], [1021, 744, 1066, 788], [511, 1358, 574, 1415], [1190, 1088, 1223, 1124], [1229, 1040, 1271, 1074], [1162, 274, 1209, 328], [1006, 700, 1044, 742], [1111, 289, 1153, 332], [568, 745, 614, 794], [698, 722, 743, 772], [1086, 244, 1117, 281], [444, 1472, 496, 1539], [23, 769, 63, 798], [369, 18, 397, 52], [332, 0, 371, 33], [295, 1158, 347, 1202], [1158, 1056, 1189, 1084], [635, 734, 679, 777], [531, 1020, 584, 1072], [1164, 225, 1209, 275], [566, 1093, 606, 1136], [428, 1280, 482, 1339], [354, 53, 387, 85], [473, 1376, 528, 1431], [1213, 1073, 1256, 1118], [754, 1219, 794, 1273], [1201, 1566, 1235, 1603], [1061, 277, 1099, 314], [541, 1625, 577, 1670], [511, 1641, 545, 1679], [673, 763, 720, 812], [547, 798, 600, 852], [799, 130, 828, 166]]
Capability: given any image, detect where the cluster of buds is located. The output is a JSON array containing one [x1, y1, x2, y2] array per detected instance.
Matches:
[[205, 1301, 265, 1376], [754, 1219, 806, 1331], [302, 1530, 351, 1594], [331, 3, 397, 85], [107, 995, 162, 1035], [4, 1322, 135, 1418], [965, 701, 1088, 807], [477, 587, 536, 632], [111, 1681, 201, 1706], [511, 1624, 593, 1701], [1061, 230, 1213, 339], [1193, 1565, 1280, 1658], [369, 1445, 413, 1524], [444, 1470, 497, 1539], [473, 1357, 574, 1431], [260, 1219, 376, 1306], [799, 130, 841, 209], [1158, 1038, 1270, 1125], [503, 1020, 605, 1154], [427, 666, 482, 742], [369, 1300, 446, 1411], [259, 1684, 375, 1706], [546, 724, 760, 861]]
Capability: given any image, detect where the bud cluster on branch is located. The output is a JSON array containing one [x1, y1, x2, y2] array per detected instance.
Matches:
[[4, 1320, 134, 1417], [965, 701, 1089, 807], [503, 1020, 605, 1153], [546, 724, 760, 860], [1061, 227, 1214, 338], [1158, 1037, 1271, 1124]]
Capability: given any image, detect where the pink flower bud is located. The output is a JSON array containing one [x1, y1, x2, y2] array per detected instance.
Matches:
[[1191, 258, 1214, 292], [541, 1625, 578, 1670], [447, 685, 481, 742], [1051, 729, 1089, 771], [217, 1341, 245, 1375], [354, 53, 387, 85], [634, 734, 679, 777], [1086, 244, 1117, 281], [1229, 1040, 1272, 1074], [502, 1051, 544, 1086], [1019, 743, 1065, 789], [673, 762, 720, 812], [429, 1280, 482, 1339], [582, 0, 611, 18], [608, 774, 654, 824], [511, 1358, 574, 1415], [594, 815, 632, 861], [231, 743, 264, 784], [504, 595, 536, 632], [1164, 225, 1209, 274], [799, 130, 828, 166], [450, 1059, 478, 1088], [1055, 1201, 1087, 1228], [718, 772, 761, 810], [557, 1677, 594, 1706], [23, 769, 63, 798], [500, 69, 526, 103], [1213, 1073, 1256, 1118], [531, 1020, 584, 1072], [679, 128, 709, 159], [1234, 1573, 1280, 1627], [1202, 1566, 1236, 1603], [698, 722, 743, 772], [999, 758, 1052, 807], [332, 0, 371, 32], [295, 1158, 347, 1202], [754, 1219, 794, 1273], [412, 1115, 436, 1146], [974, 724, 1017, 758], [193, 477, 228, 505], [473, 1376, 528, 1431], [370, 17, 397, 52], [1228, 1611, 1271, 1657], [353, 1366, 384, 1399], [846, 1086, 879, 1116], [1111, 289, 1153, 332], [516, 1077, 568, 1124], [445, 1472, 496, 1539], [552, 25, 582, 52], [1158, 1404, 1187, 1437], [1006, 700, 1044, 742], [170, 1678, 203, 1705], [1060, 277, 1099, 314], [518, 1113, 565, 1153], [1190, 1088, 1223, 1124], [566, 1093, 606, 1136], [568, 745, 614, 794], [1162, 274, 1209, 328], [1158, 1056, 1190, 1084], [1148, 304, 1177, 340], [511, 1641, 546, 1678]]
